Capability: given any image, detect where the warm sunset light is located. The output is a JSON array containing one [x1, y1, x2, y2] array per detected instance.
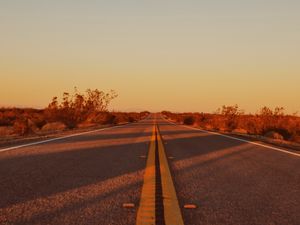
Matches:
[[1, 1, 299, 113], [1, 2, 299, 225]]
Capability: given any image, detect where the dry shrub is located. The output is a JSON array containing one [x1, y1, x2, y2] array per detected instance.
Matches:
[[112, 113, 130, 124], [41, 122, 67, 132], [290, 134, 300, 143], [162, 106, 300, 143], [87, 112, 116, 124], [44, 89, 118, 128], [0, 90, 148, 137], [232, 128, 248, 134], [0, 109, 18, 126], [0, 126, 15, 136], [13, 118, 31, 135], [264, 131, 284, 140], [183, 116, 195, 125], [112, 112, 149, 124], [0, 108, 46, 136], [30, 113, 46, 129]]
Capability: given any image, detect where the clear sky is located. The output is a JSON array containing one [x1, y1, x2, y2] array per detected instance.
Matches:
[[1, 0, 299, 113]]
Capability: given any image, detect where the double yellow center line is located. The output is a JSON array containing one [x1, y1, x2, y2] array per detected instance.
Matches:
[[137, 125, 184, 225]]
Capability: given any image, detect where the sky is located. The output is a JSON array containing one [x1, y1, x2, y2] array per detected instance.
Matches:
[[0, 0, 299, 113]]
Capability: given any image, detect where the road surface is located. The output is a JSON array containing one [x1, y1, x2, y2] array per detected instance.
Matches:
[[0, 114, 299, 225]]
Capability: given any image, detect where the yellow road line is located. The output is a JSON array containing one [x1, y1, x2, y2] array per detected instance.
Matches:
[[136, 126, 156, 225], [156, 125, 184, 225], [137, 124, 184, 225]]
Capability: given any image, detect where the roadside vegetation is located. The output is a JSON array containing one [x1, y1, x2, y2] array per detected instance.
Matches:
[[162, 105, 300, 144], [0, 88, 149, 138]]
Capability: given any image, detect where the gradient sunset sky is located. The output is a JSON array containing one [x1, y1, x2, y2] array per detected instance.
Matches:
[[1, 1, 299, 113]]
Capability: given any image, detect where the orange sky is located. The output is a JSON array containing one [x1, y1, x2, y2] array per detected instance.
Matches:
[[1, 1, 299, 113]]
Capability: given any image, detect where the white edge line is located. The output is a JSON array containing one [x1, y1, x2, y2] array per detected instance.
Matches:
[[162, 117, 300, 158], [0, 122, 136, 153]]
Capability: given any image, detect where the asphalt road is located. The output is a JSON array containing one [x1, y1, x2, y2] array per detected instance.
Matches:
[[0, 114, 299, 225], [0, 118, 153, 225], [158, 117, 300, 225]]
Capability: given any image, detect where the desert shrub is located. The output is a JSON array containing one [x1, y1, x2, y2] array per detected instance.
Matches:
[[103, 113, 117, 124], [31, 115, 47, 129], [26, 111, 47, 129], [0, 90, 148, 137], [128, 116, 136, 123], [290, 134, 300, 143], [0, 108, 46, 135], [194, 113, 206, 126], [88, 112, 116, 124], [244, 117, 262, 135], [44, 97, 60, 122], [183, 116, 195, 125], [0, 109, 17, 126], [41, 122, 67, 132], [263, 128, 291, 140], [13, 118, 31, 135], [84, 111, 146, 125], [232, 128, 248, 134], [0, 126, 14, 136], [0, 112, 12, 126], [112, 113, 129, 124], [112, 112, 147, 124], [162, 106, 300, 143], [45, 88, 118, 128], [221, 104, 243, 131], [140, 111, 150, 118], [264, 131, 284, 140]]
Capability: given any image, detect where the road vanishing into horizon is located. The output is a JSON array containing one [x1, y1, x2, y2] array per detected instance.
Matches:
[[0, 114, 299, 225]]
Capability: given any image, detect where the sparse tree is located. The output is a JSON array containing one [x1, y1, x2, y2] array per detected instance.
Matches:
[[221, 104, 242, 131], [45, 88, 118, 128]]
